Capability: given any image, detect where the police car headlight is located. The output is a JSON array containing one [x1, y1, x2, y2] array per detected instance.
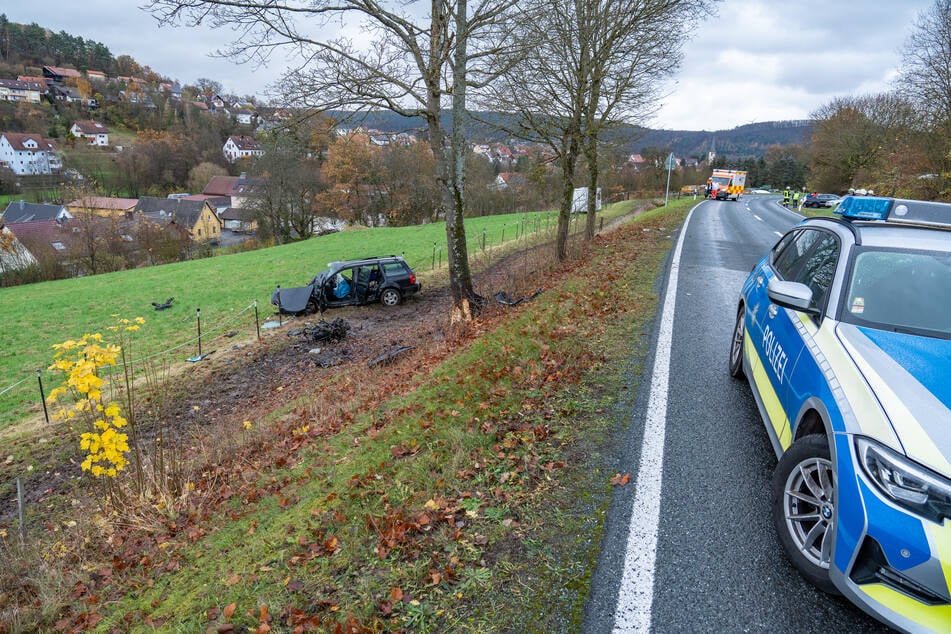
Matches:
[[856, 437, 951, 524]]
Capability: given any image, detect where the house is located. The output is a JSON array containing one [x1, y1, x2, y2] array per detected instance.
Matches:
[[160, 82, 183, 100], [0, 79, 44, 103], [220, 207, 257, 233], [223, 136, 264, 163], [2, 201, 71, 223], [202, 173, 265, 207], [178, 195, 231, 217], [134, 197, 222, 243], [202, 175, 241, 197], [232, 107, 257, 126], [70, 121, 110, 147], [66, 197, 138, 218], [0, 224, 39, 274], [2, 220, 63, 269], [50, 84, 97, 107], [0, 133, 62, 175], [493, 172, 527, 190], [42, 65, 82, 84], [17, 76, 49, 92]]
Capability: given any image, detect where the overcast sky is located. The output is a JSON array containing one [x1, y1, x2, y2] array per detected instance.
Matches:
[[2, 0, 936, 131]]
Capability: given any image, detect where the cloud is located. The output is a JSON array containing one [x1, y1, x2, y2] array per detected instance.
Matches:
[[2, 0, 937, 130]]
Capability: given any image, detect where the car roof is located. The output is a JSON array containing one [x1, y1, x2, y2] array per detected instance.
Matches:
[[326, 255, 406, 268], [802, 215, 951, 251]]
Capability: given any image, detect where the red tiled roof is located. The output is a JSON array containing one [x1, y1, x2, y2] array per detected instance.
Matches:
[[71, 120, 109, 135], [67, 197, 138, 211], [202, 176, 240, 197], [1, 132, 57, 152]]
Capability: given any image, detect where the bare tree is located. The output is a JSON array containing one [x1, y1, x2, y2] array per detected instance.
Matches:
[[900, 0, 951, 131], [479, 0, 711, 259], [899, 0, 951, 192], [577, 0, 710, 239], [146, 0, 518, 319], [247, 132, 324, 244]]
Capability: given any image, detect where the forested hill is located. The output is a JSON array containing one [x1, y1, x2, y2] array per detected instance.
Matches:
[[329, 110, 814, 159]]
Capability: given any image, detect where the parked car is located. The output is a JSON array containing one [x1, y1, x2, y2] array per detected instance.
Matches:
[[271, 255, 421, 314], [802, 193, 841, 208], [729, 195, 951, 632]]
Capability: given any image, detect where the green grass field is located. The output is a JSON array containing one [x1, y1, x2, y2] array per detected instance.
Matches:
[[0, 202, 643, 431]]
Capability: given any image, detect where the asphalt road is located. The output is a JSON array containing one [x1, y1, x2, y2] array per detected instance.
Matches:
[[583, 196, 892, 633]]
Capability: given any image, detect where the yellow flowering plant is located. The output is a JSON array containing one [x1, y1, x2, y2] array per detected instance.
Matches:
[[46, 318, 146, 480]]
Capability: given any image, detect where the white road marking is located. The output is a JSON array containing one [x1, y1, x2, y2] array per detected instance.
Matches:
[[753, 214, 763, 222], [611, 206, 695, 633], [774, 231, 782, 237]]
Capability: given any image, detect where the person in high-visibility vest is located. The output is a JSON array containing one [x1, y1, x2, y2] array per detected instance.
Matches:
[[783, 188, 791, 206]]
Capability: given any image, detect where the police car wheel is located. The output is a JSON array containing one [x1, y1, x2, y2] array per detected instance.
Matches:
[[380, 288, 402, 306], [771, 435, 840, 595], [728, 306, 746, 379]]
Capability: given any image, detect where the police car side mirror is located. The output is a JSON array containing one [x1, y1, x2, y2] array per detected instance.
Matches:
[[767, 279, 817, 314]]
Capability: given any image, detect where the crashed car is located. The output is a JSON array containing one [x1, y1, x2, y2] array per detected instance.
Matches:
[[271, 255, 421, 314]]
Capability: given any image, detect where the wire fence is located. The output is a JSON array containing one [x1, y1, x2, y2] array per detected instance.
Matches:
[[0, 206, 601, 540], [0, 209, 595, 436]]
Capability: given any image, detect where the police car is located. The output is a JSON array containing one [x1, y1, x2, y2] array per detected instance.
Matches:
[[729, 195, 951, 632]]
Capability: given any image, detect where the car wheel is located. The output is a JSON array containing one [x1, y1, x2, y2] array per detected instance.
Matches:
[[728, 305, 746, 378], [380, 288, 402, 306], [771, 435, 839, 595]]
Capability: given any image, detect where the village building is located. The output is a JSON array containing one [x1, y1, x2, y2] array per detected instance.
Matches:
[[222, 136, 264, 163], [134, 197, 223, 243], [66, 197, 139, 217], [70, 121, 110, 146], [0, 132, 62, 175]]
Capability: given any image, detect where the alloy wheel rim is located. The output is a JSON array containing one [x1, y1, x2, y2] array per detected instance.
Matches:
[[783, 457, 835, 569]]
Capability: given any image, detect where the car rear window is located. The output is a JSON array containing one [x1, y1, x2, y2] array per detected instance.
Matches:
[[383, 262, 408, 277]]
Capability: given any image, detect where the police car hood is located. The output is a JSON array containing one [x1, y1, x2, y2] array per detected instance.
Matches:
[[836, 323, 951, 474]]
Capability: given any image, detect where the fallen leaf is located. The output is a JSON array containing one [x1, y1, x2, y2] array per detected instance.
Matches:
[[390, 587, 403, 603], [223, 602, 237, 619], [610, 473, 631, 486], [225, 574, 241, 587]]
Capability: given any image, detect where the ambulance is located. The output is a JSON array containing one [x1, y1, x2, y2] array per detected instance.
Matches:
[[706, 169, 747, 201]]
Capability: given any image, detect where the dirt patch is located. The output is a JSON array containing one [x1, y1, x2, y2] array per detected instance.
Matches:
[[0, 205, 655, 524]]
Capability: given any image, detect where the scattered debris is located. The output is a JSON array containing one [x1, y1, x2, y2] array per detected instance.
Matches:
[[368, 345, 415, 368], [297, 318, 351, 343], [151, 297, 175, 311], [314, 349, 354, 368], [493, 288, 543, 307]]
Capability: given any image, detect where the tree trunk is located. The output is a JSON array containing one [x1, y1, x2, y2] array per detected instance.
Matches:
[[584, 132, 598, 240], [556, 133, 579, 260], [445, 0, 478, 320]]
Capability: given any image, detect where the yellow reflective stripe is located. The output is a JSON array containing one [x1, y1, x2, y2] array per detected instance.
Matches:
[[855, 521, 951, 631], [860, 585, 951, 631], [745, 331, 792, 450]]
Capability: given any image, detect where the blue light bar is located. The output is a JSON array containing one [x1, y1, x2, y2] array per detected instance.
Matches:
[[834, 195, 892, 220]]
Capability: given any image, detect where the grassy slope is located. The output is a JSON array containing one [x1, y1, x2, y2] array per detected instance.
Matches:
[[0, 207, 630, 432], [44, 199, 690, 632]]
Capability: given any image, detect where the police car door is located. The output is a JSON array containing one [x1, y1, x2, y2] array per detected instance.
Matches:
[[747, 228, 833, 450], [776, 230, 840, 445]]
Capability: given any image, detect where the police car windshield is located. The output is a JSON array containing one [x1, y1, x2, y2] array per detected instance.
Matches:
[[842, 247, 951, 337]]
